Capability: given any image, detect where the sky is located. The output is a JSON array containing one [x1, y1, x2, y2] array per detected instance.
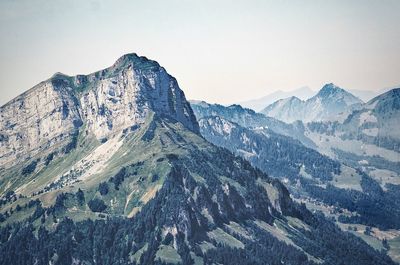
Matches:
[[0, 0, 399, 106]]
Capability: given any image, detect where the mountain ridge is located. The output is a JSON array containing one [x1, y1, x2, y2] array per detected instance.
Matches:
[[0, 53, 199, 170], [261, 83, 363, 123], [238, 86, 315, 111]]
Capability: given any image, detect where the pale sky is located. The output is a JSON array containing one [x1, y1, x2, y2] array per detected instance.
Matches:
[[1, 0, 399, 106]]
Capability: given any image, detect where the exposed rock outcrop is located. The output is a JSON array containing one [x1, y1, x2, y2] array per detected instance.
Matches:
[[0, 53, 199, 168]]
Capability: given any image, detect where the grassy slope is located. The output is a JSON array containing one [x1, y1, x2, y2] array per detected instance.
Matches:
[[0, 113, 396, 264], [0, 113, 210, 224]]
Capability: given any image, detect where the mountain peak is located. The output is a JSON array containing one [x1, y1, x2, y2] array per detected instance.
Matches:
[[317, 83, 345, 97], [111, 53, 161, 71], [261, 83, 363, 123], [51, 72, 70, 79], [238, 86, 315, 111], [0, 53, 199, 168], [314, 83, 363, 105], [283, 96, 302, 103], [263, 96, 302, 110]]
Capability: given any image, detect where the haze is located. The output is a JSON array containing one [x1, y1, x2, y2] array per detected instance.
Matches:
[[1, 0, 399, 106]]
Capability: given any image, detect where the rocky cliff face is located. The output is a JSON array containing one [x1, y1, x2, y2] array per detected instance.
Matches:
[[0, 53, 198, 169], [0, 80, 82, 169]]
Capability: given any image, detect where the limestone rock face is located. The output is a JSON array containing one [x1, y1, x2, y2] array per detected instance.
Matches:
[[0, 81, 82, 168], [0, 53, 199, 168]]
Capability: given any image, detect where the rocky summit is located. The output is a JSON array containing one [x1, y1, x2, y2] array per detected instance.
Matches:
[[0, 53, 198, 169]]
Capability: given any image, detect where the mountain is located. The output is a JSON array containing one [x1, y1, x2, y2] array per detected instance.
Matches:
[[344, 88, 400, 143], [238, 86, 315, 111], [0, 54, 198, 171], [193, 100, 400, 263], [190, 101, 316, 148], [191, 99, 399, 179], [0, 54, 396, 265], [261, 83, 363, 123], [305, 88, 400, 170], [260, 96, 304, 124], [235, 87, 400, 176]]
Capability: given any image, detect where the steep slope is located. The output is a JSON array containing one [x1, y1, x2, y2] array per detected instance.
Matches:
[[261, 96, 304, 124], [0, 54, 396, 265], [261, 83, 363, 123], [0, 113, 394, 265], [198, 116, 340, 183], [238, 86, 315, 111], [0, 53, 198, 170], [194, 101, 400, 262], [342, 88, 400, 144], [0, 53, 198, 195]]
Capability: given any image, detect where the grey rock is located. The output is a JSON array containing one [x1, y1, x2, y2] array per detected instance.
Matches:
[[0, 53, 199, 169]]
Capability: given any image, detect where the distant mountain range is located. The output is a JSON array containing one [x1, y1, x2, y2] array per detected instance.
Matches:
[[238, 86, 315, 111], [238, 85, 393, 112], [192, 88, 400, 175], [261, 83, 363, 123], [191, 92, 400, 263]]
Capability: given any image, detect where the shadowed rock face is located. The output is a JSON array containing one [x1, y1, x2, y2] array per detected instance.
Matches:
[[0, 53, 199, 168]]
